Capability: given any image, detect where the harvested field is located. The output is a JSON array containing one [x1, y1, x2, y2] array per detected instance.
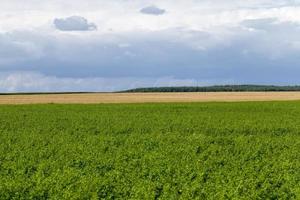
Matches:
[[2, 92, 300, 104]]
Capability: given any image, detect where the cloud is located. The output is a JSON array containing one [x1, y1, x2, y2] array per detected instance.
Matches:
[[0, 31, 45, 67], [140, 6, 166, 15], [2, 1, 300, 92], [0, 29, 223, 78], [2, 23, 300, 87], [238, 18, 300, 53], [241, 18, 278, 30], [0, 71, 202, 92], [54, 16, 97, 31]]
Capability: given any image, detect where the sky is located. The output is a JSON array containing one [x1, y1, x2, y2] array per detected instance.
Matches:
[[1, 0, 300, 92]]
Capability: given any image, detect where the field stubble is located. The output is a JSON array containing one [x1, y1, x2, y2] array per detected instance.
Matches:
[[2, 92, 300, 104]]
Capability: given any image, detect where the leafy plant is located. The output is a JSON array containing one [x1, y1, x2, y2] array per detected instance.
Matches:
[[0, 102, 300, 199]]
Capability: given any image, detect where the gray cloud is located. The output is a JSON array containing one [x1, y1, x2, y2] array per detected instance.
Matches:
[[140, 6, 166, 15], [2, 19, 300, 91], [54, 16, 97, 31]]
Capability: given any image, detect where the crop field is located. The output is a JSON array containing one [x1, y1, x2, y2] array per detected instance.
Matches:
[[2, 92, 300, 104], [1, 102, 300, 199]]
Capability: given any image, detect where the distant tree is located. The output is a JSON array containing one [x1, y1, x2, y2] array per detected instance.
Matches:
[[121, 85, 300, 93]]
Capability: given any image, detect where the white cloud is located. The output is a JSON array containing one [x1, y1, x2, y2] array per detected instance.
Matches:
[[1, 0, 300, 91], [0, 71, 205, 92], [1, 0, 300, 33], [241, 18, 278, 30]]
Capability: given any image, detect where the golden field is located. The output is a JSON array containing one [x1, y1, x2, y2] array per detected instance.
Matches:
[[2, 92, 300, 104]]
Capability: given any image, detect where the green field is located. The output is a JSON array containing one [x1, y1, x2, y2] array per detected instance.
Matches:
[[0, 102, 300, 199]]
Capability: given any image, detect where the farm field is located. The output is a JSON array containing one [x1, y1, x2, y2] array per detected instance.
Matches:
[[2, 92, 300, 104], [1, 102, 300, 199]]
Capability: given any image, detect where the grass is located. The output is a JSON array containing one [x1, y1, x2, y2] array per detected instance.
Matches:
[[0, 102, 300, 199]]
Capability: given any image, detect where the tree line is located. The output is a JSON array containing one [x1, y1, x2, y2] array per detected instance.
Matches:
[[122, 85, 300, 92]]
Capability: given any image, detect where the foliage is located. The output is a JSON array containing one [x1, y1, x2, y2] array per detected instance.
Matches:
[[123, 85, 300, 92], [0, 102, 300, 199]]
